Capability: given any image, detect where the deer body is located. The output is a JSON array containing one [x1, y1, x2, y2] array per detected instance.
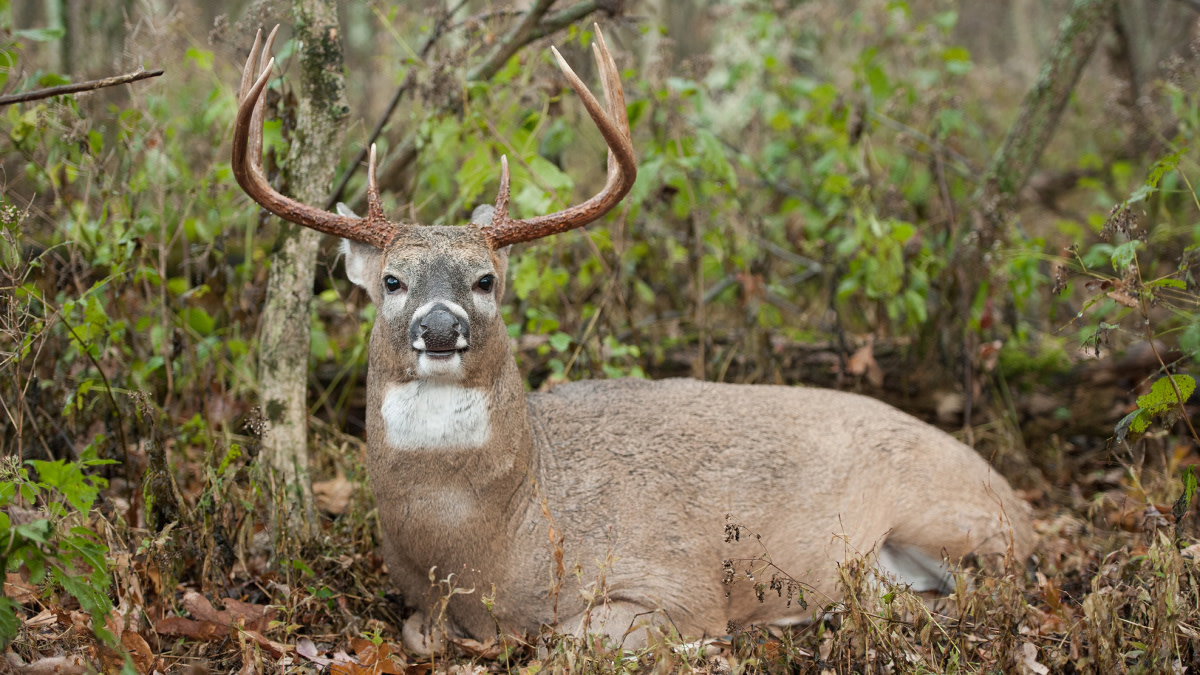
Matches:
[[232, 26, 1033, 650]]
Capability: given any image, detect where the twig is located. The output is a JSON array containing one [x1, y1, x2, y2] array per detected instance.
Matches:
[[0, 67, 163, 107], [467, 0, 557, 82]]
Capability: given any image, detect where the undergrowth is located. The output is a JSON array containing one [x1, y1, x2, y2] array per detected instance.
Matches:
[[0, 1, 1198, 673]]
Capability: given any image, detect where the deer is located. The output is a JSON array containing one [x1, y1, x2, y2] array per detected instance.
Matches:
[[232, 25, 1034, 653]]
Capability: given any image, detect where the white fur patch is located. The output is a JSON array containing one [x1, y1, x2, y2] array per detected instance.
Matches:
[[877, 543, 951, 592], [411, 299, 468, 324], [417, 352, 464, 379], [381, 289, 408, 323], [471, 289, 498, 319], [381, 382, 491, 450]]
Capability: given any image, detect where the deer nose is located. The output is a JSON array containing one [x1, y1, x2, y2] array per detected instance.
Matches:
[[411, 303, 469, 353]]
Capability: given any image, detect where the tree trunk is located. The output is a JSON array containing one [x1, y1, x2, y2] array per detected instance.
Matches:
[[258, 0, 348, 545]]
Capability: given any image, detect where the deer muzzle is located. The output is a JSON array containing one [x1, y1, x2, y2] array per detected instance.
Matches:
[[410, 302, 470, 358]]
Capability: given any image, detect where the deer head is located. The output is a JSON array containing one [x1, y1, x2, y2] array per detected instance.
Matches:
[[233, 26, 634, 389]]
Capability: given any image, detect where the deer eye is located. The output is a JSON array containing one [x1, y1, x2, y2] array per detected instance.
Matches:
[[384, 275, 406, 294], [475, 274, 496, 293]]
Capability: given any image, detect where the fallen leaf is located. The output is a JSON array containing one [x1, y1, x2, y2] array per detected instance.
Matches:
[[314, 473, 355, 516], [121, 630, 155, 673], [182, 592, 225, 624], [155, 616, 226, 641], [180, 590, 276, 631], [24, 608, 56, 629], [455, 637, 503, 660], [1018, 641, 1049, 675], [223, 597, 277, 631], [5, 571, 37, 604], [242, 628, 291, 659]]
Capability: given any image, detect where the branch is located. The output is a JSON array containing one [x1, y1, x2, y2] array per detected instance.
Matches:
[[0, 67, 163, 107], [466, 0, 557, 82], [359, 0, 608, 213], [324, 0, 468, 209]]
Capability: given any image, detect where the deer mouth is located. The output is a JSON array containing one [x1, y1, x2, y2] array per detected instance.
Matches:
[[421, 348, 465, 360]]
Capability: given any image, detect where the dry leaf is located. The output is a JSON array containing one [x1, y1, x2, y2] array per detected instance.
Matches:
[[314, 473, 355, 515], [455, 637, 502, 659], [1106, 290, 1139, 308], [1018, 641, 1049, 675], [180, 590, 276, 631], [24, 608, 56, 629], [5, 571, 37, 604], [121, 630, 155, 673], [242, 628, 291, 659], [155, 616, 226, 640]]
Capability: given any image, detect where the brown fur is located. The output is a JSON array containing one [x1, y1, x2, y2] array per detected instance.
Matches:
[[342, 212, 1034, 650]]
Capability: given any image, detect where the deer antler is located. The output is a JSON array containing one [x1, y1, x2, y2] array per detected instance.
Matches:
[[232, 26, 399, 250], [481, 25, 637, 250]]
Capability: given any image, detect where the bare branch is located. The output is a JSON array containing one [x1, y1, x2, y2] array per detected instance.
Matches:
[[0, 67, 163, 107], [467, 0, 557, 82]]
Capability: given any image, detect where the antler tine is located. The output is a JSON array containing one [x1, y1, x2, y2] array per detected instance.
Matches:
[[482, 25, 637, 250], [231, 26, 399, 250], [494, 155, 512, 220], [247, 26, 279, 169], [366, 143, 387, 222]]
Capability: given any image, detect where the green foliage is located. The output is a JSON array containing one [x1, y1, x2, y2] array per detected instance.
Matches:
[[1118, 375, 1196, 436], [0, 454, 117, 647]]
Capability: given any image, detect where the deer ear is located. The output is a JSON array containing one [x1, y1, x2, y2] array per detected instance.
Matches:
[[471, 204, 512, 258], [337, 202, 384, 300]]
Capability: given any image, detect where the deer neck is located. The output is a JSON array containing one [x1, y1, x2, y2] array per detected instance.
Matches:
[[365, 342, 535, 502]]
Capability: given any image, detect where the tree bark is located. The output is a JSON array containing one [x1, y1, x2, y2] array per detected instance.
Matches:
[[258, 0, 349, 544]]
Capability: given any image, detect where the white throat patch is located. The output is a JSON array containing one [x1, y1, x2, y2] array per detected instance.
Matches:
[[381, 382, 491, 450]]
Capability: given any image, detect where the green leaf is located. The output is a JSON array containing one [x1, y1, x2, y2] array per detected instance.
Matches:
[[548, 332, 572, 353], [1110, 240, 1140, 271], [1135, 375, 1195, 416], [14, 519, 53, 544], [182, 307, 215, 336], [941, 46, 972, 76], [1145, 278, 1185, 290], [185, 47, 214, 72], [1145, 146, 1186, 190], [0, 597, 20, 649]]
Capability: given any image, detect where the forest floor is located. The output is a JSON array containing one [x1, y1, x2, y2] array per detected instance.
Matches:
[[4, 338, 1198, 675]]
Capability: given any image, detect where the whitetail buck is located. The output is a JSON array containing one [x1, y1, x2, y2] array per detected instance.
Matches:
[[233, 26, 1033, 651]]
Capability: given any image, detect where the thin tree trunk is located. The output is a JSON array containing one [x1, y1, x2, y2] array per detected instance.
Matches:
[[968, 0, 1116, 253], [258, 0, 349, 545]]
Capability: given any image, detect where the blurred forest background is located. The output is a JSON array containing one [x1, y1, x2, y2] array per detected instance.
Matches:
[[1, 0, 1199, 672]]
